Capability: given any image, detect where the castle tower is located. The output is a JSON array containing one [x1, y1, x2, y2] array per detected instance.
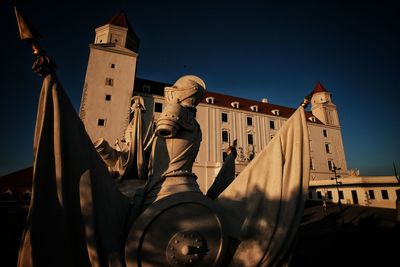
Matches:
[[311, 82, 340, 126], [80, 11, 139, 144], [310, 82, 347, 177]]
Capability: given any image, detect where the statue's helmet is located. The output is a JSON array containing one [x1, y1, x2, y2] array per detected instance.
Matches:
[[164, 75, 206, 108]]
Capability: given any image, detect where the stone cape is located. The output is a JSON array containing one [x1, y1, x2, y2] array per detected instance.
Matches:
[[18, 73, 310, 267]]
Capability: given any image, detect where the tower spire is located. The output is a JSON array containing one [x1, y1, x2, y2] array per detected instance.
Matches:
[[313, 81, 328, 93]]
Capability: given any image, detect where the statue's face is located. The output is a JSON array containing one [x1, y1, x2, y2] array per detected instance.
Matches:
[[164, 75, 206, 108]]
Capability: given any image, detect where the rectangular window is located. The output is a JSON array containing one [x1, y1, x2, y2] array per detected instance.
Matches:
[[351, 190, 359, 204], [110, 63, 115, 69], [97, 118, 105, 126], [325, 143, 331, 153], [328, 160, 334, 171], [154, 102, 163, 113], [222, 130, 229, 143], [338, 190, 344, 200], [368, 190, 375, 199], [270, 120, 275, 129], [247, 134, 254, 145], [381, 190, 389, 200], [221, 112, 228, 123], [105, 94, 111, 101], [327, 191, 333, 199], [317, 191, 322, 199], [310, 158, 314, 170], [247, 117, 253, 126], [105, 78, 114, 86], [323, 129, 327, 137]]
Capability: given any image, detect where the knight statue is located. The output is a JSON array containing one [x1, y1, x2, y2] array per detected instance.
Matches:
[[15, 8, 311, 267]]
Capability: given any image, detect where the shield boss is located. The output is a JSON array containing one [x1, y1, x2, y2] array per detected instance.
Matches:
[[125, 192, 226, 267]]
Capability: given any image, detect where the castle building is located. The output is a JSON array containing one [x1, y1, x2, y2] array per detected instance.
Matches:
[[79, 12, 348, 191], [77, 12, 399, 208]]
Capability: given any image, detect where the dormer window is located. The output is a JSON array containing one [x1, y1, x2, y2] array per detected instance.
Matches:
[[250, 105, 258, 112], [143, 85, 151, 93], [206, 96, 215, 104], [231, 101, 239, 109], [309, 116, 317, 122], [271, 109, 280, 116]]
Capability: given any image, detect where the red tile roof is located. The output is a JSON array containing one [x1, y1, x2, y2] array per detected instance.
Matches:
[[103, 11, 138, 40], [134, 78, 323, 124], [314, 82, 328, 93], [0, 167, 32, 188], [105, 11, 132, 28]]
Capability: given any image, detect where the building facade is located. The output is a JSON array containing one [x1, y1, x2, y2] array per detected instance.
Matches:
[[309, 175, 400, 209], [80, 13, 349, 193]]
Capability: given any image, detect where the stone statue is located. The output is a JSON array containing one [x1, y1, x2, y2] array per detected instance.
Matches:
[[236, 146, 246, 162], [94, 96, 148, 198], [15, 8, 311, 267]]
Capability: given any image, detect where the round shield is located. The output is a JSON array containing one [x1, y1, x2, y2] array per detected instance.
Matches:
[[125, 192, 227, 267]]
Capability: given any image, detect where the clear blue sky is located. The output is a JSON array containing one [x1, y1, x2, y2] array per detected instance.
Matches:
[[0, 0, 399, 176]]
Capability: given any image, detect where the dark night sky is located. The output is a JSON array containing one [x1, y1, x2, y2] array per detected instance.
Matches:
[[0, 0, 399, 176]]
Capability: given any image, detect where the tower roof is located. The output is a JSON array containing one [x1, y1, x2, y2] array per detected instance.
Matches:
[[313, 82, 329, 93], [104, 11, 135, 33]]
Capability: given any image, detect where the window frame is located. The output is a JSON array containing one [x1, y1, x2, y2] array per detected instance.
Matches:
[[269, 120, 275, 130], [368, 190, 375, 200], [328, 160, 334, 171], [247, 133, 254, 145], [325, 143, 332, 153], [97, 118, 106, 127], [222, 130, 229, 143], [381, 190, 389, 200], [247, 117, 253, 126], [154, 102, 163, 113], [221, 112, 228, 123], [105, 78, 114, 86]]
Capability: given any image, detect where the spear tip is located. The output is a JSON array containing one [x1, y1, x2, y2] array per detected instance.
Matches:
[[14, 6, 42, 41]]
